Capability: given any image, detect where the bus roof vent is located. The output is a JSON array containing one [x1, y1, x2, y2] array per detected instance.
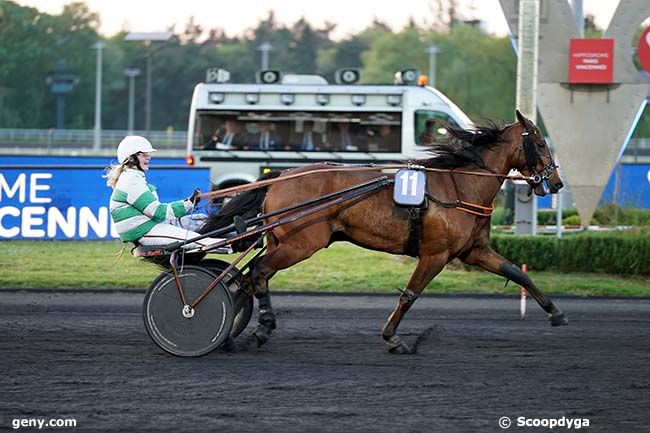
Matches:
[[281, 74, 328, 85]]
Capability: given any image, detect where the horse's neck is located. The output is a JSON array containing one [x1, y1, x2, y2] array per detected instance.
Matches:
[[459, 143, 514, 207]]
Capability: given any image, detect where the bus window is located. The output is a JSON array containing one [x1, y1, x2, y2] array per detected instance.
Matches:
[[193, 110, 402, 153], [414, 110, 457, 145]]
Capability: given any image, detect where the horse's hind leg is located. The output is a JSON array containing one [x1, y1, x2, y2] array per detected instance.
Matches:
[[464, 247, 568, 326], [246, 231, 330, 347], [381, 252, 448, 354]]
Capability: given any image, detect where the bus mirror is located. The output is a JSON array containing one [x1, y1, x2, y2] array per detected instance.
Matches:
[[394, 68, 420, 85], [335, 68, 360, 84], [257, 70, 282, 84]]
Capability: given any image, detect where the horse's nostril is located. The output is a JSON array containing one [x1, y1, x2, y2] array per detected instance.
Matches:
[[554, 182, 564, 191]]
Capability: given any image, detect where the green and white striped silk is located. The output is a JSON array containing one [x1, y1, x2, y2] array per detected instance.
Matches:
[[109, 169, 191, 242]]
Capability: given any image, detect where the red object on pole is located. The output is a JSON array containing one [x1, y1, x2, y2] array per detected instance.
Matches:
[[638, 28, 650, 73], [520, 264, 528, 319]]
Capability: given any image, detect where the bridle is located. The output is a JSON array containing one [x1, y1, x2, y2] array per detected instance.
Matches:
[[520, 127, 558, 190]]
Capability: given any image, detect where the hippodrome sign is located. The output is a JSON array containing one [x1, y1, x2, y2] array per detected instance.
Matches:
[[568, 38, 614, 84]]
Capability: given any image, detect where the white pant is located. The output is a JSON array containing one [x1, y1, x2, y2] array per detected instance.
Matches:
[[139, 214, 231, 253]]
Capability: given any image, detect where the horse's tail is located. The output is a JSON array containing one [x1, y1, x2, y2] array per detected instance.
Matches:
[[198, 170, 283, 235]]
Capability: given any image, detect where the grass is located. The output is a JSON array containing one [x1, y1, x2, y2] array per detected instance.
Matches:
[[1, 241, 649, 297]]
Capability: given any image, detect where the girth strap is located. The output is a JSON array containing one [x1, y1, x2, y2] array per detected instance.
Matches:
[[405, 206, 423, 258]]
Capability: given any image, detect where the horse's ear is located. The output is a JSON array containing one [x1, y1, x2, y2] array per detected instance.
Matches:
[[515, 109, 527, 127]]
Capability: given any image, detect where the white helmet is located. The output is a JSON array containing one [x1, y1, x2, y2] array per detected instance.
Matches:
[[117, 135, 157, 164]]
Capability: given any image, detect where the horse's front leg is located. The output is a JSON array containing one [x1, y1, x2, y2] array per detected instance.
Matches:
[[382, 252, 448, 354], [463, 247, 568, 326]]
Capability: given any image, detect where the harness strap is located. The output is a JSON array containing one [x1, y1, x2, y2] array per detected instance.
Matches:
[[425, 193, 494, 217]]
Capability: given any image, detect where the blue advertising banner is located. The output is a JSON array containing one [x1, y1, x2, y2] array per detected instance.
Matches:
[[0, 165, 210, 240], [601, 164, 650, 208], [0, 155, 185, 166]]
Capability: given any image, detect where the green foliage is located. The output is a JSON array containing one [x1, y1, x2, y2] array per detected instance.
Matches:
[[562, 215, 582, 226], [490, 232, 650, 275], [538, 208, 578, 225], [592, 205, 650, 226]]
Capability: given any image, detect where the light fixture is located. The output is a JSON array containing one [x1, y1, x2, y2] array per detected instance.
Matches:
[[394, 68, 420, 85], [205, 68, 230, 83], [208, 92, 225, 104], [256, 70, 282, 84], [386, 94, 401, 106], [351, 94, 366, 106], [316, 94, 330, 105], [280, 93, 295, 105], [335, 68, 360, 84], [245, 93, 259, 104]]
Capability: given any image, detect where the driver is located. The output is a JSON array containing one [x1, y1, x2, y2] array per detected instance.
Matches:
[[105, 135, 229, 251]]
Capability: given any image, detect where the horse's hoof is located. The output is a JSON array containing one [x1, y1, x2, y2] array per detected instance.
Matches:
[[549, 312, 568, 326], [385, 335, 412, 354], [389, 342, 412, 354], [219, 336, 238, 353], [252, 325, 272, 347]]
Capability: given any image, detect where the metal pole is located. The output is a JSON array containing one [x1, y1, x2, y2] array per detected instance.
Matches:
[[56, 96, 64, 130], [145, 42, 152, 135], [258, 42, 272, 70], [92, 41, 106, 150], [556, 190, 563, 239], [124, 68, 140, 134], [572, 0, 584, 37], [516, 0, 540, 235], [426, 45, 440, 87]]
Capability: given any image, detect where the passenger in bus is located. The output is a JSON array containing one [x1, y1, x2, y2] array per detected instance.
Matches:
[[105, 136, 229, 251], [248, 121, 283, 150], [204, 118, 245, 150], [417, 119, 438, 145], [329, 121, 358, 152], [292, 120, 324, 151], [368, 124, 397, 152]]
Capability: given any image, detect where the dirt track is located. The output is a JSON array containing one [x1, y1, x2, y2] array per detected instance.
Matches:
[[1, 291, 649, 433]]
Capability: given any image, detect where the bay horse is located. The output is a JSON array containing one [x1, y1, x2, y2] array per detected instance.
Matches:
[[200, 110, 567, 354]]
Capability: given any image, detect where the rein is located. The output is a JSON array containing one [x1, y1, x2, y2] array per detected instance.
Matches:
[[197, 163, 534, 200]]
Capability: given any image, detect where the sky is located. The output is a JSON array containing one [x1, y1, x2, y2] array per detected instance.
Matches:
[[14, 0, 622, 40]]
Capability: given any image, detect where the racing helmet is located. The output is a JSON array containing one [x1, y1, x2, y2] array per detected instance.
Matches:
[[117, 135, 157, 164]]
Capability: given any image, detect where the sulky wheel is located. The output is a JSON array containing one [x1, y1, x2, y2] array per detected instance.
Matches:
[[142, 266, 234, 357], [199, 259, 254, 338]]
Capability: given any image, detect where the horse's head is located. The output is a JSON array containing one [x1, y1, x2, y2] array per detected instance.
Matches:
[[511, 109, 563, 196]]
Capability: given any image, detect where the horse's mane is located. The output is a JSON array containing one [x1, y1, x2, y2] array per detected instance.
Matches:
[[415, 121, 507, 170]]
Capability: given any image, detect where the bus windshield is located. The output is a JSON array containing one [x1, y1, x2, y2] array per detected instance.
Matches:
[[193, 110, 402, 153]]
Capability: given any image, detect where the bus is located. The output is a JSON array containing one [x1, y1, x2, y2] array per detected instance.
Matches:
[[186, 69, 474, 190]]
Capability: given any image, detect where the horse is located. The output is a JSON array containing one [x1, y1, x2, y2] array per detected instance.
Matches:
[[200, 109, 567, 354]]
